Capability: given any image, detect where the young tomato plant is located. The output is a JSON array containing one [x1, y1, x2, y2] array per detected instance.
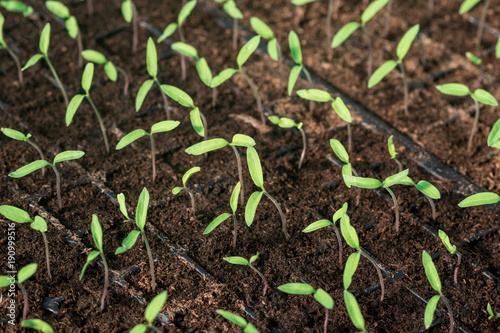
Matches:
[[2, 128, 46, 176], [288, 30, 314, 112], [215, 0, 243, 50], [130, 291, 168, 333], [278, 283, 334, 333], [488, 117, 500, 148], [250, 17, 283, 86], [0, 12, 22, 84], [80, 215, 110, 311], [330, 139, 361, 204], [387, 135, 403, 172], [368, 24, 420, 115], [9, 150, 85, 209], [437, 83, 498, 152], [268, 115, 307, 169], [0, 1, 34, 16], [0, 263, 37, 321], [487, 303, 500, 320], [224, 252, 268, 296], [116, 120, 180, 183], [82, 49, 130, 95], [216, 310, 259, 333], [21, 319, 54, 333], [121, 0, 138, 52], [344, 290, 366, 333], [438, 230, 461, 285], [459, 0, 491, 45], [172, 166, 200, 215]]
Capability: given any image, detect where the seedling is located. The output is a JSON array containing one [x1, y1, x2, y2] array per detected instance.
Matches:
[[22, 23, 69, 106], [245, 146, 289, 240], [215, 0, 243, 50], [45, 1, 83, 67], [438, 230, 461, 285], [496, 36, 500, 59], [251, 17, 283, 86], [303, 203, 346, 265], [21, 319, 54, 333], [436, 83, 498, 152], [172, 166, 200, 215], [216, 309, 259, 333], [116, 120, 180, 183], [278, 283, 334, 333], [121, 0, 138, 52], [458, 191, 500, 207], [387, 135, 402, 172], [412, 179, 441, 221], [368, 24, 420, 115], [297, 90, 353, 151], [331, 0, 389, 78], [487, 303, 500, 320], [185, 134, 256, 205], [0, 12, 22, 84], [224, 252, 268, 296], [82, 49, 130, 95], [268, 115, 307, 169], [0, 206, 52, 279], [115, 188, 157, 291], [422, 251, 455, 333], [130, 291, 168, 333], [459, 0, 491, 45], [80, 215, 110, 311], [66, 63, 110, 153], [157, 0, 197, 81], [330, 139, 361, 204], [344, 290, 366, 333], [288, 31, 314, 112], [204, 182, 241, 248], [488, 117, 500, 149], [8, 150, 85, 209], [0, 0, 33, 16], [0, 263, 37, 321], [2, 128, 46, 176]]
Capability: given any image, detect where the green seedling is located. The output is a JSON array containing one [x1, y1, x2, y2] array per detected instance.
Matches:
[[488, 117, 500, 149], [0, 12, 22, 84], [185, 134, 256, 205], [116, 120, 180, 183], [245, 146, 289, 240], [0, 206, 52, 280], [2, 128, 46, 176], [21, 319, 54, 333], [251, 17, 283, 86], [340, 208, 385, 301], [288, 30, 314, 112], [82, 49, 130, 95], [158, 0, 197, 81], [216, 309, 259, 333], [330, 139, 361, 205], [331, 0, 389, 79], [22, 23, 69, 106], [224, 252, 268, 296], [80, 215, 110, 311], [459, 0, 491, 45], [298, 90, 353, 151], [465, 52, 485, 91], [172, 166, 200, 215], [130, 291, 168, 333], [45, 1, 83, 67], [412, 179, 441, 221], [0, 263, 37, 321], [278, 283, 334, 333], [268, 115, 307, 169], [0, 0, 33, 16], [368, 24, 420, 115], [303, 202, 346, 265], [121, 0, 138, 52], [66, 63, 109, 154], [204, 182, 241, 248], [436, 83, 498, 152], [438, 230, 461, 285], [487, 303, 500, 320], [115, 188, 157, 291], [8, 150, 85, 209], [422, 251, 455, 333], [387, 135, 403, 172], [458, 191, 500, 207], [344, 290, 366, 333], [215, 0, 243, 50], [496, 36, 500, 59]]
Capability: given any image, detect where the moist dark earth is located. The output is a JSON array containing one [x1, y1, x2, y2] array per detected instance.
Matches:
[[0, 0, 499, 332]]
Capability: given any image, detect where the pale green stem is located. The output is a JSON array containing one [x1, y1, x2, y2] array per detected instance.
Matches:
[[347, 122, 352, 153], [394, 158, 403, 173], [302, 67, 314, 112], [178, 25, 187, 81], [263, 191, 289, 240], [230, 145, 245, 205], [44, 55, 69, 106], [142, 231, 156, 291], [149, 134, 156, 183], [86, 95, 110, 154], [468, 99, 480, 152], [385, 187, 399, 232], [398, 61, 409, 116], [360, 249, 385, 301], [5, 46, 23, 85], [51, 164, 62, 209], [27, 140, 45, 176], [298, 127, 307, 169], [154, 79, 170, 120], [41, 232, 52, 280], [477, 0, 490, 45], [424, 194, 436, 221], [185, 188, 196, 216], [240, 68, 264, 124], [99, 252, 109, 311]]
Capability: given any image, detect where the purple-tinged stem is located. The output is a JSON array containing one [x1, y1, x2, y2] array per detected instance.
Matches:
[[41, 232, 52, 280], [99, 252, 109, 311], [385, 187, 399, 232], [142, 231, 156, 291], [51, 164, 62, 209], [333, 225, 343, 265], [19, 282, 29, 321], [454, 253, 461, 285], [298, 127, 307, 169], [150, 134, 156, 183], [27, 140, 45, 176], [232, 214, 238, 248], [361, 249, 385, 301], [249, 265, 268, 296]]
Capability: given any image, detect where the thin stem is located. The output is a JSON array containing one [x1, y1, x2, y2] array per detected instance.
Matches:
[[476, 0, 490, 45], [232, 214, 238, 248], [454, 253, 461, 285], [155, 79, 170, 120], [230, 145, 245, 205], [385, 187, 400, 232], [240, 69, 264, 124], [77, 31, 83, 68], [347, 122, 352, 153], [360, 249, 385, 301], [398, 62, 409, 116], [51, 164, 62, 209], [424, 194, 436, 221], [361, 25, 373, 80], [149, 134, 156, 183], [333, 224, 343, 265], [179, 26, 187, 81], [394, 158, 403, 173], [45, 55, 69, 107], [116, 66, 130, 96], [5, 46, 23, 85], [87, 0, 94, 16], [440, 294, 455, 333], [186, 188, 196, 216], [150, 325, 161, 333], [41, 232, 52, 280], [351, 167, 361, 206], [298, 127, 307, 169], [27, 140, 46, 176], [86, 95, 110, 154], [211, 87, 218, 108], [263, 191, 289, 240], [383, 0, 392, 37], [249, 265, 268, 296], [19, 282, 29, 321], [200, 111, 208, 142], [142, 231, 156, 291], [468, 99, 480, 152], [324, 308, 329, 333], [326, 0, 333, 57], [132, 3, 138, 53], [99, 252, 109, 311], [428, 0, 434, 14], [232, 18, 238, 50], [302, 67, 314, 113], [276, 42, 284, 89]]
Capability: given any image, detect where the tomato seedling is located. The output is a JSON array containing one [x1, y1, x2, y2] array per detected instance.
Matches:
[[268, 115, 307, 169], [0, 0, 33, 16], [0, 263, 37, 321], [288, 30, 314, 112], [130, 291, 168, 333], [82, 49, 130, 95], [121, 0, 138, 52], [224, 252, 268, 296], [387, 135, 403, 172], [487, 303, 500, 320], [215, 0, 243, 50], [2, 128, 46, 176], [216, 309, 259, 333], [438, 230, 461, 285], [0, 12, 22, 84], [21, 319, 54, 333], [459, 0, 491, 45], [330, 139, 361, 204], [172, 166, 200, 215], [251, 17, 283, 86], [488, 117, 500, 149]]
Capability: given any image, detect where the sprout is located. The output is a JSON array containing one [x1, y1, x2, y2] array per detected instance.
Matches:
[[368, 24, 420, 115], [330, 139, 361, 204], [215, 0, 243, 50], [80, 215, 110, 311], [130, 291, 168, 333], [278, 283, 334, 333], [387, 135, 402, 172], [0, 12, 22, 84], [0, 206, 52, 280], [487, 303, 500, 320], [8, 150, 85, 209], [22, 23, 69, 107], [0, 1, 33, 16], [115, 188, 157, 291], [66, 63, 110, 154], [458, 191, 500, 207], [116, 120, 180, 183], [2, 128, 46, 176], [250, 17, 283, 86], [21, 319, 54, 333], [121, 0, 138, 52], [437, 83, 498, 152], [331, 0, 389, 78], [459, 0, 491, 45], [288, 31, 314, 112], [82, 49, 130, 95], [0, 263, 37, 321], [224, 252, 268, 296], [422, 251, 455, 333], [45, 1, 83, 67], [216, 309, 259, 333], [344, 290, 366, 333], [488, 117, 500, 149], [157, 0, 197, 81], [172, 166, 200, 215], [438, 230, 461, 285], [268, 115, 307, 169], [245, 146, 289, 240]]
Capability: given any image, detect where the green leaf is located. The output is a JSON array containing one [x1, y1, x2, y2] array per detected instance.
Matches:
[[343, 175, 381, 189], [237, 35, 261, 68], [231, 134, 256, 147], [135, 79, 154, 111], [145, 291, 168, 324], [18, 263, 37, 284], [224, 256, 249, 265], [459, 0, 481, 14], [223, 1, 242, 19], [331, 97, 352, 123], [0, 205, 32, 223], [82, 63, 94, 92], [22, 54, 43, 71], [150, 120, 180, 134], [422, 251, 442, 294], [9, 160, 51, 178], [116, 129, 148, 150], [382, 169, 409, 188], [344, 290, 365, 332], [486, 302, 494, 318], [104, 61, 118, 81], [247, 146, 264, 190], [81, 49, 107, 64], [1, 127, 27, 141], [250, 17, 274, 40], [65, 16, 78, 39], [115, 230, 141, 254], [465, 52, 482, 66], [31, 216, 47, 233], [91, 214, 103, 252], [172, 42, 199, 59], [343, 251, 360, 290], [361, 0, 389, 25], [182, 166, 200, 187], [416, 181, 440, 199], [136, 187, 149, 231], [342, 163, 353, 188], [331, 22, 360, 48], [400, 176, 415, 186], [302, 219, 332, 233], [268, 116, 279, 125], [39, 23, 51, 55], [196, 58, 212, 86], [185, 138, 229, 155], [178, 0, 196, 26], [0, 13, 4, 46], [65, 94, 85, 126], [158, 23, 178, 43], [436, 83, 470, 96], [288, 65, 302, 96], [249, 252, 259, 265], [121, 0, 133, 22], [267, 38, 279, 61], [424, 295, 441, 328], [340, 213, 360, 249], [496, 36, 500, 59], [189, 108, 204, 137], [230, 182, 241, 214], [53, 150, 85, 164], [291, 0, 317, 4], [146, 37, 157, 78], [21, 319, 54, 333], [271, 117, 297, 128], [330, 139, 349, 164], [129, 324, 148, 333], [288, 30, 302, 64], [1, 1, 33, 15], [245, 191, 264, 226], [333, 202, 348, 223], [216, 309, 247, 327], [45, 1, 70, 19], [396, 24, 419, 60], [458, 192, 500, 207], [297, 89, 332, 102], [0, 275, 13, 287], [471, 89, 498, 106], [278, 283, 315, 295], [211, 68, 238, 87], [117, 193, 130, 220], [313, 288, 334, 310], [172, 186, 184, 195], [387, 135, 397, 159], [368, 60, 397, 88], [438, 230, 456, 254], [244, 323, 259, 333], [203, 213, 232, 234], [488, 118, 500, 147]]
